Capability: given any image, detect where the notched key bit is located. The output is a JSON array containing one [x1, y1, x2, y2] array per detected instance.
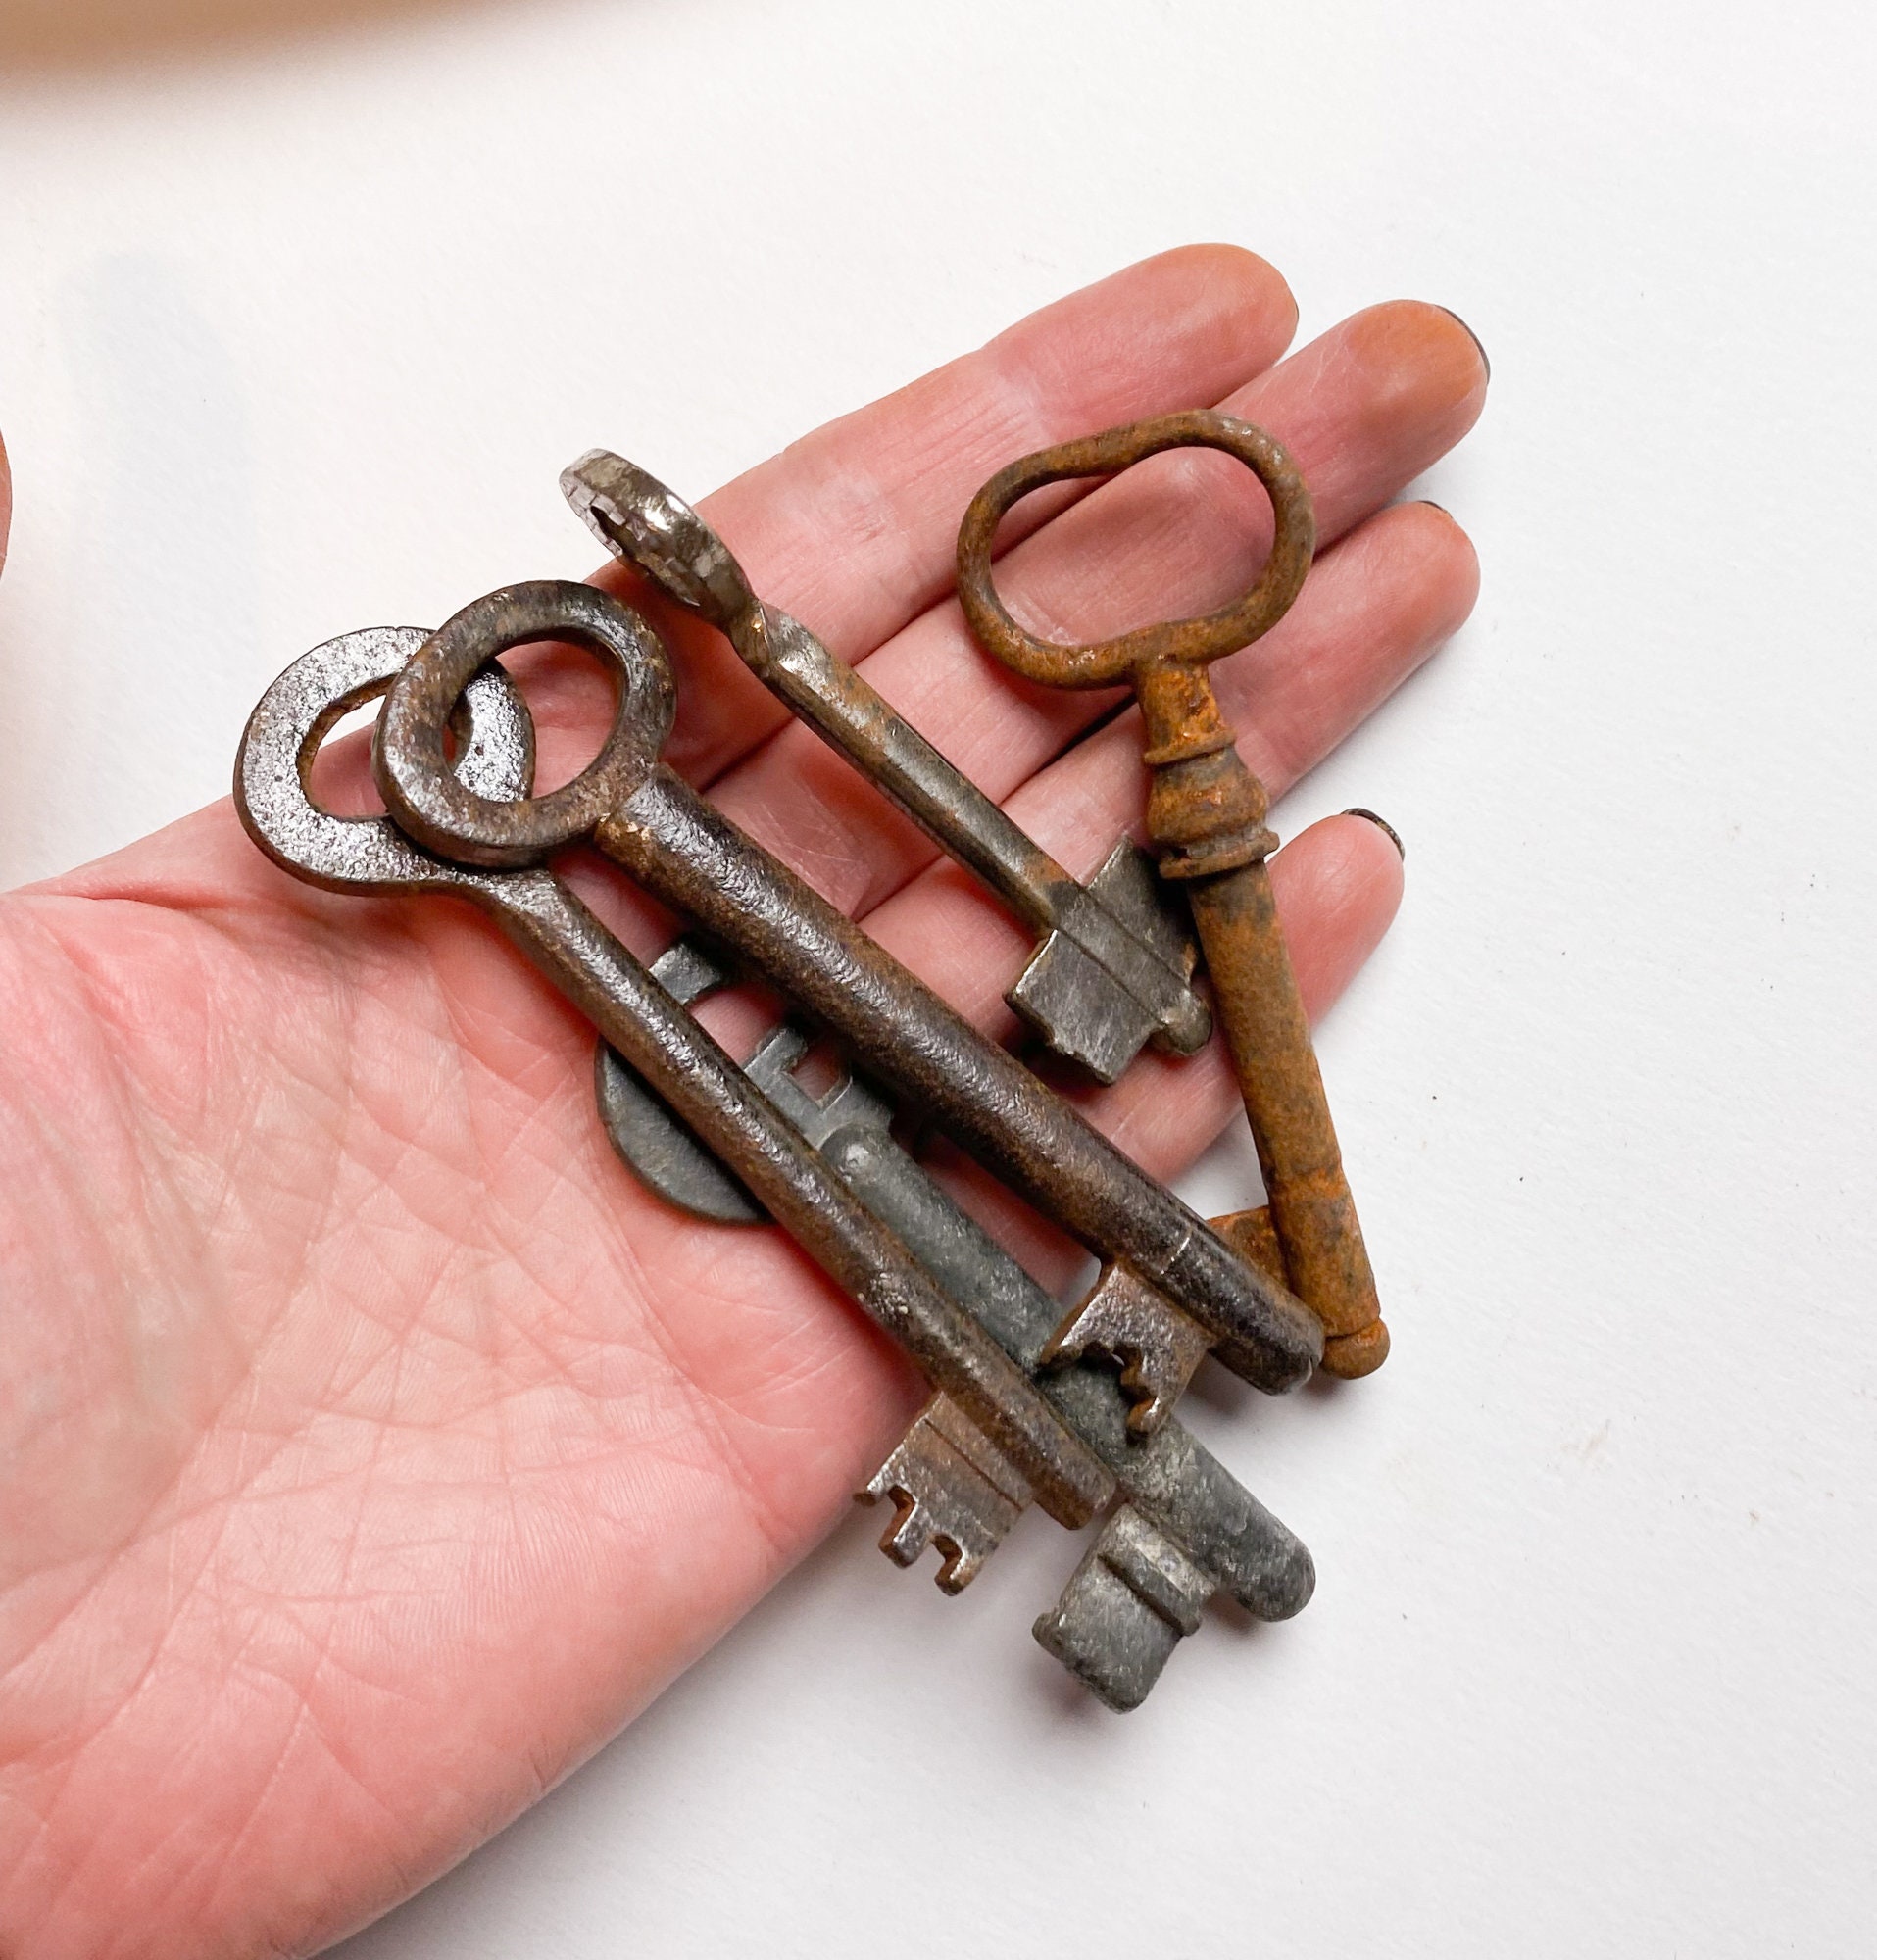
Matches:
[[864, 1392, 1031, 1593], [1039, 1261, 1215, 1439], [1004, 835, 1197, 1084], [562, 449, 1210, 1084]]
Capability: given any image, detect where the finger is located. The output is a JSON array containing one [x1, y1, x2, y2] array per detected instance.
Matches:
[[1229, 502, 1478, 794], [587, 245, 1302, 778], [0, 428, 11, 579], [685, 306, 1486, 917], [272, 249, 1301, 819], [487, 498, 1472, 1076], [913, 812, 1407, 1295]]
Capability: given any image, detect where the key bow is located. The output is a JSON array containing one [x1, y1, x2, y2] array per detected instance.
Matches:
[[957, 410, 1315, 880]]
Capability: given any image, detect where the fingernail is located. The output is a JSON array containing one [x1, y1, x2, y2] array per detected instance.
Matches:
[[1437, 307, 1490, 383], [1416, 498, 1452, 519], [1343, 808, 1405, 861]]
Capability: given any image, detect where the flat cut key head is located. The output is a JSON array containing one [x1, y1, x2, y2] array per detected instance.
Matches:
[[562, 450, 759, 632]]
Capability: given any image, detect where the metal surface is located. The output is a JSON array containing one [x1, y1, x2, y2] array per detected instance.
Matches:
[[561, 449, 1210, 1084], [234, 622, 1114, 1571], [594, 956, 1314, 1706], [372, 580, 1324, 1417], [1034, 1507, 1217, 1713], [864, 1392, 1031, 1595], [958, 411, 1391, 1379], [591, 942, 766, 1225]]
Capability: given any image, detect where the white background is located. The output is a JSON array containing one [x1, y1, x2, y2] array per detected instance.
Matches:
[[3, 1, 1873, 1953]]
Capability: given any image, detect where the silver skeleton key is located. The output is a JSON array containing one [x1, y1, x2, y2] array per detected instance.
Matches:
[[563, 450, 1211, 1085], [596, 940, 1314, 1707]]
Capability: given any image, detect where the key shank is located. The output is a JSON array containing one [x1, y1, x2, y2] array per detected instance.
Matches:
[[592, 765, 1323, 1395], [1144, 671, 1387, 1378]]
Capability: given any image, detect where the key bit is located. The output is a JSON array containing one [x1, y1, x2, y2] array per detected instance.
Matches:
[[592, 939, 893, 1226], [864, 1392, 1031, 1593], [959, 410, 1391, 1378], [562, 449, 1210, 1084], [1033, 1506, 1218, 1713], [1039, 1261, 1215, 1438], [1003, 834, 1198, 1082], [592, 942, 766, 1225]]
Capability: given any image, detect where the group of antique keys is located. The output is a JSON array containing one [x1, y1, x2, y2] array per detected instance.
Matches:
[[235, 412, 1389, 1711]]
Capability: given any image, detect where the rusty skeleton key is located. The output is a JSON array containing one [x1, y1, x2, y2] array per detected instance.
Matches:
[[958, 412, 1389, 1378], [560, 451, 1210, 1085], [368, 580, 1322, 1429]]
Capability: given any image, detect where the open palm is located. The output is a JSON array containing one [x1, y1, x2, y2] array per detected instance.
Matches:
[[0, 248, 1484, 1959]]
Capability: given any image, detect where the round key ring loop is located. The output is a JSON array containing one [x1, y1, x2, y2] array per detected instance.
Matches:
[[956, 410, 1316, 693], [375, 580, 676, 868]]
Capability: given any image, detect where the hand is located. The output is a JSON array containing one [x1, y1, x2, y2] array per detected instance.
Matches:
[[0, 247, 1484, 1959]]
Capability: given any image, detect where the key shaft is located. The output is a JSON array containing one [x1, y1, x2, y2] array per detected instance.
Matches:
[[594, 764, 1320, 1394]]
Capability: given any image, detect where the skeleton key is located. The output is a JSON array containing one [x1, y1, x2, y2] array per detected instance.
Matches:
[[960, 411, 1390, 1379], [592, 947, 1314, 1709], [560, 450, 1210, 1085], [371, 580, 1324, 1428], [233, 621, 1113, 1592]]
